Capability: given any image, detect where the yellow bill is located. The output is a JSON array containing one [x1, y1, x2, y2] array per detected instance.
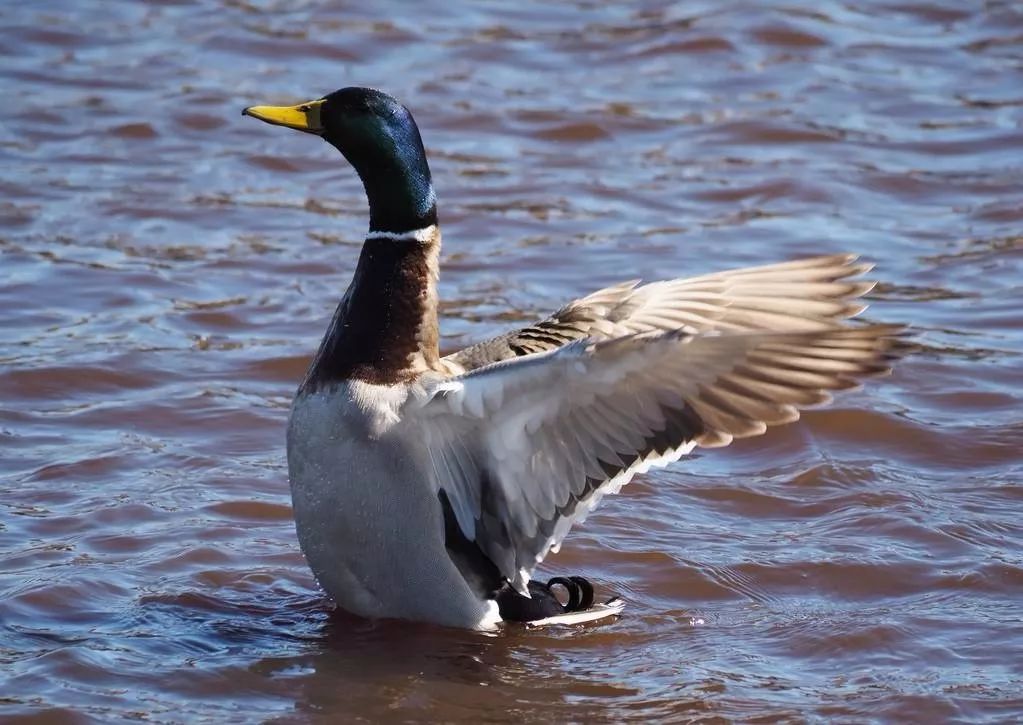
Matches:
[[242, 99, 325, 134]]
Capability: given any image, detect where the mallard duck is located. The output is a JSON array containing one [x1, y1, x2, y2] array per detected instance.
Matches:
[[242, 87, 901, 630]]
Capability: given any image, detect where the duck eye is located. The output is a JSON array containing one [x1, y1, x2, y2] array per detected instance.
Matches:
[[298, 105, 310, 112]]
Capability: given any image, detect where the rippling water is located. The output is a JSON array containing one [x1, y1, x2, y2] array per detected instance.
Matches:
[[3, 0, 1022, 721]]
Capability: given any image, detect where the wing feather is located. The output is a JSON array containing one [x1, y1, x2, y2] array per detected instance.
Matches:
[[444, 255, 881, 373], [413, 321, 903, 593]]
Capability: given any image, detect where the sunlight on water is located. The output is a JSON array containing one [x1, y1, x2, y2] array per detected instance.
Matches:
[[1, 0, 1022, 721]]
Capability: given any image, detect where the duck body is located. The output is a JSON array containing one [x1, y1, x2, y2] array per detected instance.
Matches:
[[243, 88, 902, 630], [287, 379, 501, 629]]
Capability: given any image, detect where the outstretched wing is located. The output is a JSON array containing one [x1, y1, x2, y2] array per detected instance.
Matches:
[[443, 254, 876, 372], [411, 322, 902, 594]]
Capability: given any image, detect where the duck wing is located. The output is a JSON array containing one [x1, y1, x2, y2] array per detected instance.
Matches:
[[443, 254, 876, 372], [410, 321, 902, 595]]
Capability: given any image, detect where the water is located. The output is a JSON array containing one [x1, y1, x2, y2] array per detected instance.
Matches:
[[2, 0, 1022, 721]]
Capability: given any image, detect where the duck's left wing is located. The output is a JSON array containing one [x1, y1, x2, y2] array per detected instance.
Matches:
[[443, 254, 875, 373], [409, 324, 901, 594]]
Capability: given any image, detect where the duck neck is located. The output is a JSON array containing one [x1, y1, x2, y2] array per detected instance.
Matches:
[[302, 225, 442, 391], [328, 130, 438, 235], [363, 169, 438, 234]]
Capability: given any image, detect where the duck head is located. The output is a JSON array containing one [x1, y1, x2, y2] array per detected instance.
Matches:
[[243, 87, 437, 234]]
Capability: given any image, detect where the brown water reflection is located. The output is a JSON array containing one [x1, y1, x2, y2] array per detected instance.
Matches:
[[2, 0, 1023, 721]]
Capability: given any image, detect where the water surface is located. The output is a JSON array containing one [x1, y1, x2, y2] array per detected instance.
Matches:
[[2, 0, 1022, 721]]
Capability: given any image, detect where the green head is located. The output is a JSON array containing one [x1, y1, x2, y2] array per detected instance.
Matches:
[[243, 87, 437, 234]]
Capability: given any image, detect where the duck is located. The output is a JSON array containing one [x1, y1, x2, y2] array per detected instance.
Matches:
[[242, 87, 902, 630]]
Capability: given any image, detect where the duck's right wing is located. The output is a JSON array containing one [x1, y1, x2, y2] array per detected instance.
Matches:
[[413, 322, 902, 595], [443, 254, 876, 373]]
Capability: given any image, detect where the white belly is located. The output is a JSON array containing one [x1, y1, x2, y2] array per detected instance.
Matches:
[[286, 385, 499, 630]]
